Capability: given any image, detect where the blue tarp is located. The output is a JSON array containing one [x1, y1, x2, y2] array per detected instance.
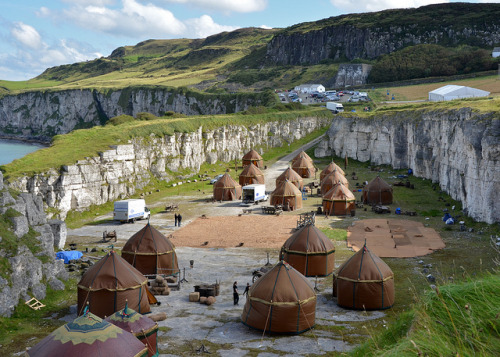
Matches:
[[56, 251, 83, 264]]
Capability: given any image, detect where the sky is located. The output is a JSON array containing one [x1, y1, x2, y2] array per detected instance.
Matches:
[[0, 0, 497, 81]]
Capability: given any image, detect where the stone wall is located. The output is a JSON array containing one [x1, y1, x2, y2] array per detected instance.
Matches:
[[315, 108, 500, 224], [10, 115, 330, 219]]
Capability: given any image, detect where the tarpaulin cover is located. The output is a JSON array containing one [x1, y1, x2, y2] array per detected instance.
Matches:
[[334, 243, 395, 310], [106, 304, 159, 357], [320, 161, 345, 181], [281, 224, 335, 277], [291, 156, 315, 178], [362, 176, 393, 204], [239, 163, 265, 186], [122, 223, 180, 277], [242, 149, 264, 168], [77, 251, 150, 318], [276, 167, 303, 190], [270, 180, 302, 211], [56, 251, 83, 264], [320, 170, 349, 195], [241, 261, 316, 334], [213, 173, 242, 201], [26, 311, 147, 357]]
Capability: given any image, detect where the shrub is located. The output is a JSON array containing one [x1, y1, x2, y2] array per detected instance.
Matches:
[[107, 115, 135, 126], [136, 112, 157, 121]]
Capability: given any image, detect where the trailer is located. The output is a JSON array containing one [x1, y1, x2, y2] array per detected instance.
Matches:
[[113, 199, 150, 223], [326, 102, 344, 113], [242, 184, 268, 204]]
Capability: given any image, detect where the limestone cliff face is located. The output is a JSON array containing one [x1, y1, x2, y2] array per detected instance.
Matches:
[[315, 109, 500, 224], [0, 88, 272, 142], [0, 171, 68, 317], [10, 116, 329, 219]]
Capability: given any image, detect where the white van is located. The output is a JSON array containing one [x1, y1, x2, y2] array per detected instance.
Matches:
[[113, 199, 150, 223], [326, 102, 344, 113]]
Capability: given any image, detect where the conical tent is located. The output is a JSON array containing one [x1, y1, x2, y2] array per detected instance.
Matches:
[[106, 304, 159, 357], [362, 176, 393, 205], [334, 243, 395, 310], [122, 223, 180, 277], [320, 170, 349, 195], [242, 149, 264, 168], [213, 173, 242, 201], [241, 261, 316, 334], [270, 180, 302, 211], [320, 161, 345, 181], [292, 150, 313, 165], [280, 224, 335, 277], [239, 163, 265, 186], [26, 311, 148, 357], [292, 156, 315, 178], [77, 251, 151, 318], [322, 183, 356, 216], [276, 167, 303, 190]]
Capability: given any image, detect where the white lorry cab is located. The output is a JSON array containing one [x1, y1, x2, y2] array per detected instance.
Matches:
[[242, 184, 268, 204], [113, 199, 150, 223], [326, 102, 344, 113]]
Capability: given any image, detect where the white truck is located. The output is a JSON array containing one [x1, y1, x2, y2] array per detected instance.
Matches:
[[113, 199, 150, 223], [242, 184, 268, 204], [326, 102, 344, 113]]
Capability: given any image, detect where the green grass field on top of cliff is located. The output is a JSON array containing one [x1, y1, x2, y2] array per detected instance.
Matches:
[[0, 107, 332, 181]]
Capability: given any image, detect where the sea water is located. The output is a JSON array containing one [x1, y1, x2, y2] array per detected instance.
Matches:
[[0, 139, 44, 166]]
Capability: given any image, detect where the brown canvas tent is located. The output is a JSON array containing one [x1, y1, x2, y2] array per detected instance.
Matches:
[[292, 150, 313, 165], [122, 223, 180, 277], [105, 303, 159, 357], [320, 161, 345, 181], [213, 173, 242, 201], [77, 251, 151, 318], [322, 183, 356, 216], [292, 156, 315, 178], [241, 261, 316, 334], [276, 167, 303, 190], [320, 170, 349, 195], [26, 311, 148, 357], [242, 149, 264, 168], [363, 176, 393, 205], [334, 243, 395, 310], [239, 163, 265, 186], [270, 180, 302, 211], [280, 224, 335, 277]]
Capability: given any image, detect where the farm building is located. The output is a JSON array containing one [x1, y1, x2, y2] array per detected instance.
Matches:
[[294, 84, 325, 94], [428, 85, 490, 101], [492, 47, 500, 58]]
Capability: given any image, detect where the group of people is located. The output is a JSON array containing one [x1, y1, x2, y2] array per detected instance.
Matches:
[[233, 281, 250, 305], [174, 213, 182, 227]]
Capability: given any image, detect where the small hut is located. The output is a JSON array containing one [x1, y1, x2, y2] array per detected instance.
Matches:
[[362, 176, 393, 205], [320, 161, 345, 181], [122, 223, 180, 277], [213, 173, 242, 201], [270, 180, 302, 211], [242, 149, 264, 168], [276, 167, 303, 190], [322, 183, 356, 216], [292, 156, 315, 178], [334, 242, 395, 310], [320, 170, 349, 195], [77, 251, 150, 318], [292, 150, 313, 165], [241, 261, 316, 334], [239, 163, 265, 186], [106, 303, 159, 357], [280, 224, 335, 276], [26, 311, 148, 357]]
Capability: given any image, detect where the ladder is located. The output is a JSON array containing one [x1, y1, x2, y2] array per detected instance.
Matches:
[[25, 297, 45, 311]]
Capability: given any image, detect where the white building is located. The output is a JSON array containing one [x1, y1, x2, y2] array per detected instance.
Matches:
[[492, 47, 500, 58], [428, 85, 490, 102], [294, 84, 325, 94]]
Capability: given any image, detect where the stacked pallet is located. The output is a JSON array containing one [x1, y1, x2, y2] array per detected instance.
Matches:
[[150, 275, 170, 296]]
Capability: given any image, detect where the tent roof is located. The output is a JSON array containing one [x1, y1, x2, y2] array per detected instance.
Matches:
[[105, 304, 157, 336], [78, 251, 147, 291], [364, 176, 392, 192], [321, 170, 348, 186], [292, 151, 313, 164], [239, 163, 264, 177], [272, 180, 302, 197], [323, 183, 355, 201], [336, 243, 393, 282], [27, 311, 147, 357], [242, 149, 263, 161], [321, 161, 345, 177], [429, 85, 490, 96], [214, 173, 241, 189], [122, 223, 176, 255], [282, 224, 335, 254], [276, 167, 303, 183], [292, 156, 314, 169]]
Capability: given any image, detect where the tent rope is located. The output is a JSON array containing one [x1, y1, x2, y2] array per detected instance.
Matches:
[[260, 302, 273, 343], [139, 328, 156, 355]]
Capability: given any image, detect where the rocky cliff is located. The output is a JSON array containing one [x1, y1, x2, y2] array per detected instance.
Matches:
[[0, 88, 273, 142], [315, 108, 500, 224], [9, 115, 330, 219], [0, 171, 68, 317]]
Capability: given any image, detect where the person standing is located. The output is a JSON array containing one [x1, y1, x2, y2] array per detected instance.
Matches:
[[177, 213, 182, 227], [243, 283, 250, 299], [174, 213, 178, 227], [233, 281, 239, 305]]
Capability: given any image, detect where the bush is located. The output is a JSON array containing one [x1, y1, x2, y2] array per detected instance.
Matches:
[[107, 115, 135, 126], [136, 112, 157, 121]]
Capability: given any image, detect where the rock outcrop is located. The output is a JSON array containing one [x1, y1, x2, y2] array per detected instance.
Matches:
[[334, 64, 372, 88], [0, 88, 273, 142], [10, 115, 330, 219], [0, 171, 68, 317], [315, 108, 500, 224]]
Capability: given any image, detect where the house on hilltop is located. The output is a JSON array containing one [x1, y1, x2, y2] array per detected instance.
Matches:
[[428, 85, 490, 101], [294, 84, 325, 93]]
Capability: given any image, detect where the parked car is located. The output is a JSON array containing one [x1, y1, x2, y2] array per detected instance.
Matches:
[[210, 174, 224, 184]]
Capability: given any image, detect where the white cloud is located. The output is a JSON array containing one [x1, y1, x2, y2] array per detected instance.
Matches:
[[11, 22, 43, 50], [260, 25, 272, 30], [185, 15, 238, 38], [61, 0, 116, 5], [36, 7, 51, 17], [163, 0, 267, 13], [329, 0, 448, 13]]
